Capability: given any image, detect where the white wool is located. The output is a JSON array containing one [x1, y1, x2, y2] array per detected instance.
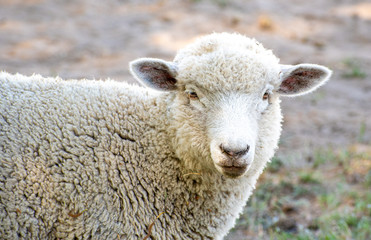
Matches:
[[0, 33, 330, 239]]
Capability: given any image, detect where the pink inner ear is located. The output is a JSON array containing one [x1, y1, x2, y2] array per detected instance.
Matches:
[[294, 69, 322, 78], [152, 68, 177, 89], [279, 68, 324, 94], [280, 77, 297, 92], [140, 66, 177, 90]]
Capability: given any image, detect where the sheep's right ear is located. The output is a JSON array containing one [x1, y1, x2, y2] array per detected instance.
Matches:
[[129, 58, 178, 91]]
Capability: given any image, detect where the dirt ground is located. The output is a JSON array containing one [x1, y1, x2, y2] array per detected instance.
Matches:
[[0, 0, 370, 238]]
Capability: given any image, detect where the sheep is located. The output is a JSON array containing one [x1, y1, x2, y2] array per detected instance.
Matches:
[[0, 32, 331, 240]]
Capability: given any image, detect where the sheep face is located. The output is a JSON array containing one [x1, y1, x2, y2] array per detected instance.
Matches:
[[130, 33, 331, 178], [204, 92, 265, 178]]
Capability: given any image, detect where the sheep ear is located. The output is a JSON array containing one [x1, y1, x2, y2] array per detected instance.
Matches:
[[278, 64, 332, 97], [129, 58, 178, 91]]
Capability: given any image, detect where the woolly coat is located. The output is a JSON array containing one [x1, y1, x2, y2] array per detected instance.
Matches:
[[0, 71, 280, 240], [0, 33, 309, 240]]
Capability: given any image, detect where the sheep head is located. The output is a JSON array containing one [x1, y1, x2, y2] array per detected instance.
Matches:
[[130, 33, 331, 178]]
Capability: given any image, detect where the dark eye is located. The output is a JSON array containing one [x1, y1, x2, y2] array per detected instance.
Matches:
[[263, 92, 270, 100], [186, 91, 199, 100]]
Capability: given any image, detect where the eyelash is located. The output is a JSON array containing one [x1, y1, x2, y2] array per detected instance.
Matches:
[[186, 91, 199, 100], [263, 92, 270, 100]]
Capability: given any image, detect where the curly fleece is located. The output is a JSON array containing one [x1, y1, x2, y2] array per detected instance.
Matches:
[[0, 33, 301, 239]]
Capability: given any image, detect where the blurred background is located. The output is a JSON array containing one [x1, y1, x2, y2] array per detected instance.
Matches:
[[1, 0, 370, 239]]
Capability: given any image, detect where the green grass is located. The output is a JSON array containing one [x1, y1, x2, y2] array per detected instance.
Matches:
[[358, 121, 367, 143], [318, 193, 340, 209], [190, 0, 228, 7], [267, 157, 284, 173], [318, 212, 371, 240], [229, 146, 371, 239], [365, 169, 371, 187], [299, 171, 321, 184], [312, 148, 337, 169], [342, 59, 367, 79]]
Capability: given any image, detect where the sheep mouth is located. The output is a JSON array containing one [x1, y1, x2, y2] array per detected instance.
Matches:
[[217, 165, 248, 178]]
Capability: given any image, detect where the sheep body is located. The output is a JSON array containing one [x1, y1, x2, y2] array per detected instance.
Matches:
[[0, 33, 331, 239], [0, 73, 257, 239]]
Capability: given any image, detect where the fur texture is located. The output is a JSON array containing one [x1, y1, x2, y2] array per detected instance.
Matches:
[[0, 33, 331, 239]]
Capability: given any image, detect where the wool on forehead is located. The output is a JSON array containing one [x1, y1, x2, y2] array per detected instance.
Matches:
[[174, 33, 281, 91]]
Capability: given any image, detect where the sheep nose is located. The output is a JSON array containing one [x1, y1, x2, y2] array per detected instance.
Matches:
[[220, 144, 250, 158]]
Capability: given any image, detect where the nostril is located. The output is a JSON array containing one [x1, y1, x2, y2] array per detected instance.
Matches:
[[236, 145, 250, 156], [220, 144, 250, 158]]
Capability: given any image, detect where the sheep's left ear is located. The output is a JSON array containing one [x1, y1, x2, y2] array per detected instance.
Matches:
[[278, 64, 332, 97], [129, 58, 178, 91]]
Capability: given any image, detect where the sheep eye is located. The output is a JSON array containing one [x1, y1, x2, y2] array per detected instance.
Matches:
[[262, 92, 270, 100], [186, 91, 199, 100]]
